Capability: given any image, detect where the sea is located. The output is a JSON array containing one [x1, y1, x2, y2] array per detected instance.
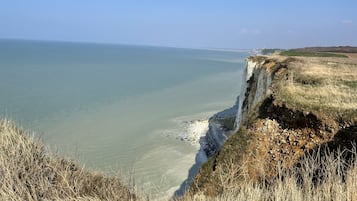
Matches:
[[0, 39, 248, 199]]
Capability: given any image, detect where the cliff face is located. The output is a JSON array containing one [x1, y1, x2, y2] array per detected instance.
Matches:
[[192, 55, 357, 196], [203, 56, 278, 157], [234, 56, 276, 130]]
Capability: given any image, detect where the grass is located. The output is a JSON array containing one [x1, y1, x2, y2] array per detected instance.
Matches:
[[280, 50, 348, 58], [177, 145, 357, 201], [0, 119, 138, 201], [190, 127, 252, 197], [341, 80, 357, 88], [261, 49, 283, 55], [273, 55, 357, 120]]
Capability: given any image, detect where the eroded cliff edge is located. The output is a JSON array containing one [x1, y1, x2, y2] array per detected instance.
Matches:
[[192, 54, 357, 196]]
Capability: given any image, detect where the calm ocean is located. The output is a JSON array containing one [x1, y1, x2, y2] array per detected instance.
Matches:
[[0, 39, 247, 198]]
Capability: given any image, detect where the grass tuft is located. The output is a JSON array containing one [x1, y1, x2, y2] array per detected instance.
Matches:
[[0, 119, 138, 201]]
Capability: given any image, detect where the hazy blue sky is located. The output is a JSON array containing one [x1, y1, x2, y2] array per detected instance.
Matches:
[[1, 0, 356, 48]]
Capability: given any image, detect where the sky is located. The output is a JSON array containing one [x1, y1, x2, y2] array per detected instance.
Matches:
[[1, 0, 357, 49]]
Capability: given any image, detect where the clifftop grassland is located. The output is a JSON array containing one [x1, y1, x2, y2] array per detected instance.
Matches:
[[273, 54, 357, 118], [187, 53, 357, 200]]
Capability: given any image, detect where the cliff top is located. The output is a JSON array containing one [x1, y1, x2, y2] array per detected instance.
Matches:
[[291, 46, 357, 53], [270, 54, 357, 123]]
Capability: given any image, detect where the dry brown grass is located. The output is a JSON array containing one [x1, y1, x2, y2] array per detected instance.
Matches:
[[273, 55, 357, 116], [0, 119, 138, 201], [176, 145, 357, 201], [281, 84, 357, 110]]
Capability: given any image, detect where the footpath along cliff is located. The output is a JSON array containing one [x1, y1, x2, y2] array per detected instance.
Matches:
[[191, 53, 357, 196]]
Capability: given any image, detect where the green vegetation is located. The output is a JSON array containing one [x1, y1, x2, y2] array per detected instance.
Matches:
[[292, 46, 357, 53], [190, 127, 251, 196], [340, 80, 357, 88], [261, 48, 283, 55], [280, 50, 348, 58]]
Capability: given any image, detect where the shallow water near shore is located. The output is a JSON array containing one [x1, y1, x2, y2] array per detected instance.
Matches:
[[0, 40, 246, 199]]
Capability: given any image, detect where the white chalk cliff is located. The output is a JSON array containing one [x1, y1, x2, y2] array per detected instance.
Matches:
[[203, 56, 274, 156]]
